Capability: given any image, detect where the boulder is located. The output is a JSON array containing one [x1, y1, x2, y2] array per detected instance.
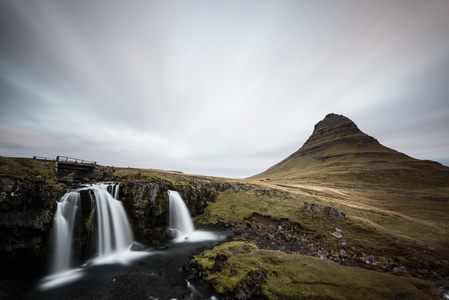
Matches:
[[130, 241, 144, 251], [165, 228, 181, 240], [331, 231, 343, 239], [304, 202, 345, 221], [329, 207, 345, 221]]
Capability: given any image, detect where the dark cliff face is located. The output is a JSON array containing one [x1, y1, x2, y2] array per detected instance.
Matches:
[[0, 174, 237, 268], [119, 179, 220, 241], [0, 177, 60, 282], [118, 178, 258, 241]]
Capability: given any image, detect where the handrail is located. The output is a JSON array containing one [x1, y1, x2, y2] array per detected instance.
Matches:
[[56, 156, 96, 165], [33, 156, 55, 161]]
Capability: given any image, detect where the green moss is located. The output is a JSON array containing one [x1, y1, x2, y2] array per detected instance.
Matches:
[[0, 156, 66, 196], [192, 242, 442, 299], [0, 156, 55, 179], [61, 172, 75, 181]]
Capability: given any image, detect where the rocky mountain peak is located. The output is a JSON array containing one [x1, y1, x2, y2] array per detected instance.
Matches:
[[250, 113, 449, 188], [302, 113, 379, 149]]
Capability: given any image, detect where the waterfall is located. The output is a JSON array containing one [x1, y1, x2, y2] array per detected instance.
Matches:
[[49, 182, 133, 275], [168, 190, 195, 238], [51, 192, 81, 274], [167, 190, 219, 242], [94, 181, 120, 199], [90, 186, 133, 257]]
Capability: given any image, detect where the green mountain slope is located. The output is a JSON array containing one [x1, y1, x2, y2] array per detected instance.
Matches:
[[250, 113, 449, 189]]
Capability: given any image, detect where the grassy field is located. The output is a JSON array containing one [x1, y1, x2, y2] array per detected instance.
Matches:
[[0, 156, 56, 180], [194, 178, 449, 273]]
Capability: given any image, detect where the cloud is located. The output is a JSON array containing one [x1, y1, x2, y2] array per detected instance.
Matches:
[[1, 0, 449, 176]]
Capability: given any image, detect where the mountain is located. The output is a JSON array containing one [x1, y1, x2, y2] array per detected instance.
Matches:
[[249, 113, 449, 189]]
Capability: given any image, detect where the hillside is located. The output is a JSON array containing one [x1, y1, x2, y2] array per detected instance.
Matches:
[[250, 113, 449, 189], [1, 156, 448, 298]]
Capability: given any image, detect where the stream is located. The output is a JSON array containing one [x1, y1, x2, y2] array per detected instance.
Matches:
[[31, 234, 226, 299]]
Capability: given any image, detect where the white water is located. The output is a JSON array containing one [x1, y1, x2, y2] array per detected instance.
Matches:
[[90, 186, 133, 258], [40, 182, 142, 290], [168, 190, 195, 237], [94, 181, 120, 199], [167, 190, 219, 242], [51, 192, 81, 274]]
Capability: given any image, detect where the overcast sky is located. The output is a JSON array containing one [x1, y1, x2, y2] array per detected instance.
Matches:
[[1, 0, 449, 178]]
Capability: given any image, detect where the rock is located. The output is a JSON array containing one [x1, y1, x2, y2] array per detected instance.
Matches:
[[338, 240, 347, 249], [130, 241, 144, 251], [331, 231, 343, 238], [329, 207, 345, 221], [304, 202, 345, 220], [215, 252, 229, 262], [312, 204, 326, 214], [233, 268, 266, 300], [165, 228, 181, 240], [156, 244, 169, 250], [0, 177, 59, 262], [212, 260, 226, 272], [393, 266, 408, 274]]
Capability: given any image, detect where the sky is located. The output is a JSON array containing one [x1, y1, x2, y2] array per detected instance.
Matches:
[[1, 0, 449, 178]]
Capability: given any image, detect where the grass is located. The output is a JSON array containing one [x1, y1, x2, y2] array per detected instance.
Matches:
[[422, 188, 449, 195], [195, 189, 304, 226], [109, 166, 237, 186], [194, 181, 449, 275], [2, 155, 448, 297], [0, 156, 65, 195], [191, 241, 442, 299], [0, 156, 56, 179]]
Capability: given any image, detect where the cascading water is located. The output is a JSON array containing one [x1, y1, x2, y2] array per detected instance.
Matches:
[[40, 182, 140, 290], [35, 186, 225, 298], [168, 190, 195, 237], [94, 181, 120, 199], [167, 190, 220, 242], [90, 186, 133, 258], [51, 191, 81, 274]]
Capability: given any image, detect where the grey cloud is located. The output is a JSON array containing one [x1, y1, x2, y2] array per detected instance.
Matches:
[[1, 0, 449, 177]]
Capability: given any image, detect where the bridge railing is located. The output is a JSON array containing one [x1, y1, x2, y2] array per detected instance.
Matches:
[[33, 156, 55, 161], [56, 156, 96, 165]]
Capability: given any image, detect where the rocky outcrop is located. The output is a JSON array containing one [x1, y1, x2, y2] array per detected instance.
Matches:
[[304, 202, 345, 221], [301, 113, 380, 151], [0, 177, 61, 278], [234, 268, 267, 300], [119, 179, 219, 241], [230, 222, 410, 277]]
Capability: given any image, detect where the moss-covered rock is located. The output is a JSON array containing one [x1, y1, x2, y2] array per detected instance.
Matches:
[[119, 179, 216, 241], [188, 241, 442, 299]]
